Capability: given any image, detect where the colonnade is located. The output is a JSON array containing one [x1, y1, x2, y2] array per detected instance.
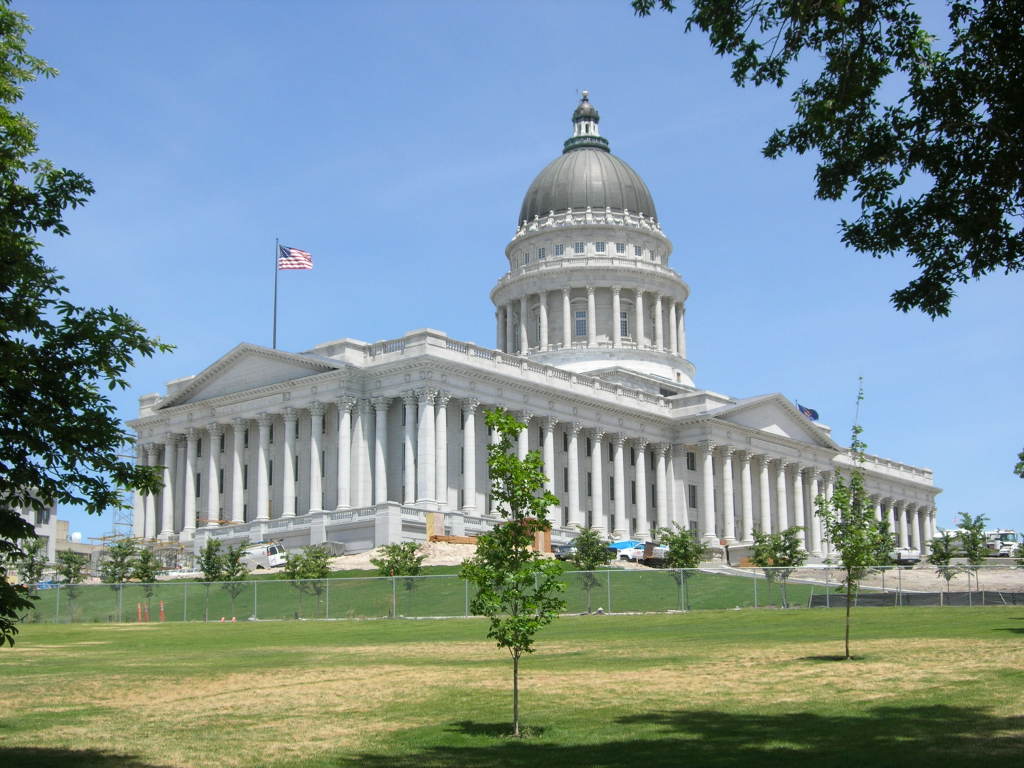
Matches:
[[137, 397, 938, 556], [496, 286, 686, 356]]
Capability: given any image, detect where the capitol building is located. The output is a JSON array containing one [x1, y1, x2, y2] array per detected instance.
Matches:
[[128, 93, 940, 560]]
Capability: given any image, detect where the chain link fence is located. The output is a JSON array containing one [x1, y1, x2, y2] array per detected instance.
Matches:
[[20, 565, 1024, 624]]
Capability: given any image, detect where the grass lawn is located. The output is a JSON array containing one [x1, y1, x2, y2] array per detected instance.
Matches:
[[2, 607, 1022, 767]]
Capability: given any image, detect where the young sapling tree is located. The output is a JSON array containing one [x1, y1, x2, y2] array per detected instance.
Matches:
[[570, 526, 613, 613], [658, 523, 708, 611], [750, 527, 807, 608]]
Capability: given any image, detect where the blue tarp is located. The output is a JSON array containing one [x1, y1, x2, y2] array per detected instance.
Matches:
[[608, 540, 643, 550]]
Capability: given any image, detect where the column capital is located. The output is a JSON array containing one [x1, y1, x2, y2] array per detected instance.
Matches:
[[309, 400, 326, 418], [612, 433, 627, 447], [518, 411, 534, 425], [206, 422, 223, 438], [718, 444, 735, 459], [543, 415, 559, 430], [585, 285, 595, 296], [371, 396, 392, 411], [416, 388, 438, 405], [145, 443, 160, 459], [562, 286, 571, 297], [611, 285, 621, 296], [698, 439, 715, 456], [631, 437, 649, 451], [336, 394, 357, 412], [653, 442, 670, 457], [184, 427, 199, 443], [570, 420, 584, 435], [435, 391, 452, 408], [232, 416, 248, 431], [591, 427, 606, 442], [462, 397, 480, 414], [257, 412, 274, 429], [357, 397, 372, 413], [282, 407, 298, 425], [737, 450, 751, 466], [402, 391, 418, 408]]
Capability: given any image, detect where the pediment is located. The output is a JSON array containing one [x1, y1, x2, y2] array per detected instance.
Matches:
[[158, 344, 343, 408], [712, 395, 839, 450]]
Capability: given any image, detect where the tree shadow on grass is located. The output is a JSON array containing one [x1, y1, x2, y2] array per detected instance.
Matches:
[[445, 721, 547, 738], [0, 747, 167, 768], [328, 704, 1024, 768]]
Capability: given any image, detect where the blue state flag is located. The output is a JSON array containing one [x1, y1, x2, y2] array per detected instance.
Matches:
[[796, 403, 819, 422]]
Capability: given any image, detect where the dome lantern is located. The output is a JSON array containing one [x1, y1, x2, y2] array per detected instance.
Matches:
[[563, 90, 610, 153]]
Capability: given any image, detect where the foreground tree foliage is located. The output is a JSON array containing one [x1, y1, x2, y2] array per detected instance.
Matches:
[[371, 541, 426, 577], [750, 526, 808, 608], [0, 3, 170, 646], [634, 0, 1023, 319], [282, 544, 331, 618], [460, 409, 566, 738], [815, 387, 895, 660], [99, 539, 139, 584], [657, 523, 708, 610]]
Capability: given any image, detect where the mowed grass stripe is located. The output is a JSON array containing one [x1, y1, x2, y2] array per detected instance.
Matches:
[[2, 608, 1022, 768]]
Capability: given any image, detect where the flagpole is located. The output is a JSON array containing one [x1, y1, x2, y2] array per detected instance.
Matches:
[[272, 237, 279, 349]]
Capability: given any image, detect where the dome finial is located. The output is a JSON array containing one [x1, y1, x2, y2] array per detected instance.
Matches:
[[565, 90, 609, 153]]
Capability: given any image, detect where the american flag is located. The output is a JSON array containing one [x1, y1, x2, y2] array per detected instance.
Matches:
[[277, 245, 313, 270]]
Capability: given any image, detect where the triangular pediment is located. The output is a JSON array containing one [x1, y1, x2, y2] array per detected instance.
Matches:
[[158, 344, 343, 408], [711, 394, 839, 450]]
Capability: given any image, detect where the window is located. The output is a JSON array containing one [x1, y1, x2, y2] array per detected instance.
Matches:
[[651, 453, 655, 470], [574, 310, 587, 337], [609, 477, 614, 500], [460, 411, 465, 430], [620, 312, 629, 338], [219, 433, 225, 454], [586, 438, 592, 457], [322, 417, 327, 435], [218, 468, 224, 493], [195, 473, 201, 497], [523, 251, 530, 265], [650, 250, 657, 261], [294, 456, 299, 482], [573, 242, 585, 254], [686, 451, 696, 472], [608, 443, 613, 462], [631, 480, 637, 504], [595, 241, 606, 253], [243, 464, 248, 490], [244, 428, 249, 447], [555, 243, 565, 256], [196, 439, 202, 458], [268, 460, 273, 486], [563, 467, 568, 492], [688, 484, 698, 509], [587, 472, 592, 497], [630, 447, 636, 466], [651, 484, 657, 507], [269, 424, 274, 444], [615, 242, 625, 254], [322, 450, 326, 476], [562, 431, 568, 452], [634, 245, 642, 257], [460, 447, 464, 474], [538, 247, 546, 260], [401, 407, 406, 426]]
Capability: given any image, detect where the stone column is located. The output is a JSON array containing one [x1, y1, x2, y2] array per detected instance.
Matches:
[[335, 396, 355, 510], [543, 416, 558, 516], [231, 418, 246, 523], [873, 496, 883, 522], [506, 303, 515, 354], [144, 443, 159, 537], [896, 501, 909, 548], [132, 443, 146, 536], [918, 506, 929, 554], [884, 498, 896, 533], [790, 465, 806, 548], [517, 412, 532, 460], [775, 460, 789, 533], [255, 414, 271, 520], [612, 434, 627, 538], [567, 422, 582, 527], [699, 441, 716, 544], [402, 393, 417, 505], [182, 428, 198, 537], [635, 289, 645, 347], [307, 402, 324, 512], [205, 423, 222, 525], [561, 288, 571, 348], [281, 409, 297, 517], [462, 399, 479, 511], [809, 471, 823, 556], [496, 308, 504, 351], [719, 447, 736, 544], [668, 301, 678, 355], [416, 389, 436, 505], [358, 400, 376, 506], [586, 287, 596, 347], [655, 444, 669, 533], [611, 286, 622, 347], [539, 291, 548, 349], [435, 392, 450, 509], [678, 307, 686, 358], [519, 295, 529, 353], [634, 440, 649, 540], [591, 429, 605, 533], [929, 507, 938, 546], [757, 455, 771, 534], [822, 472, 835, 555], [654, 293, 664, 350], [739, 451, 753, 544], [372, 398, 391, 505], [160, 434, 178, 537]]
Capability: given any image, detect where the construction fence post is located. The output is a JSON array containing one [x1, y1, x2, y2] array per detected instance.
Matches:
[[253, 580, 258, 619], [183, 582, 188, 621], [325, 579, 330, 620], [392, 576, 397, 619], [464, 579, 469, 618], [606, 571, 612, 614], [752, 570, 758, 609]]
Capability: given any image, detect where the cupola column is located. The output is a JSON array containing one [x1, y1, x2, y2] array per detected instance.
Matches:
[[505, 303, 515, 354], [654, 293, 664, 351], [586, 287, 596, 347], [678, 307, 687, 358], [519, 296, 528, 353], [635, 289, 645, 348], [669, 302, 678, 355], [612, 287, 622, 347], [539, 291, 549, 349], [561, 288, 571, 348], [495, 308, 504, 352]]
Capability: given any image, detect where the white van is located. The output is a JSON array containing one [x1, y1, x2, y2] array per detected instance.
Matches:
[[241, 541, 287, 570]]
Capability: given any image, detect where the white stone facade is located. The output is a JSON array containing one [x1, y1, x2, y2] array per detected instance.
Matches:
[[127, 95, 940, 559]]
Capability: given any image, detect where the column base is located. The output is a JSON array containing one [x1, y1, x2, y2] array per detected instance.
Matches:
[[722, 536, 737, 545], [701, 533, 719, 545]]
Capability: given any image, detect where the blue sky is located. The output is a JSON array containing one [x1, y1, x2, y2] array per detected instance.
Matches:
[[17, 1, 1021, 540]]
